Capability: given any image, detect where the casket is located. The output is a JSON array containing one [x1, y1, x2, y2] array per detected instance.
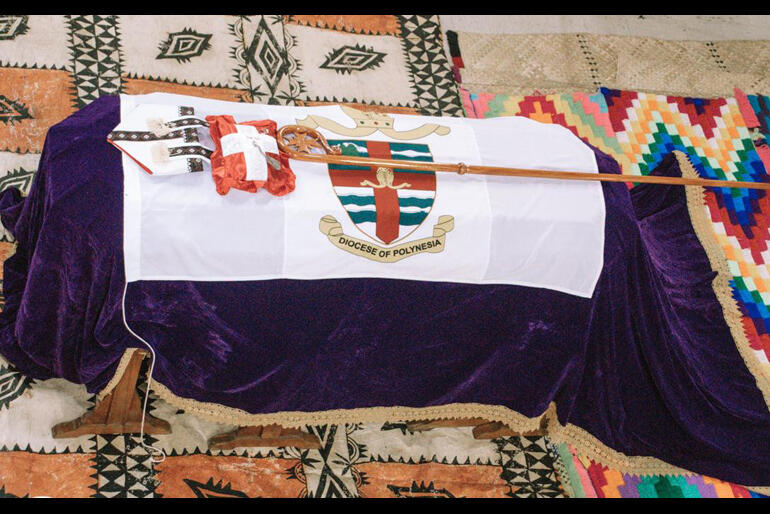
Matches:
[[1, 92, 769, 489]]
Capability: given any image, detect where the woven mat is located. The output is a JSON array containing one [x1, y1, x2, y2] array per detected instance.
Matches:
[[454, 31, 770, 98], [0, 14, 463, 208], [0, 14, 765, 498]]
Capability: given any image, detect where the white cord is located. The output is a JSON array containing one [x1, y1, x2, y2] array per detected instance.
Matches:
[[121, 281, 166, 464]]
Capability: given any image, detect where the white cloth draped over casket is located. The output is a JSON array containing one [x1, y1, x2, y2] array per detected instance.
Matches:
[[119, 93, 605, 298]]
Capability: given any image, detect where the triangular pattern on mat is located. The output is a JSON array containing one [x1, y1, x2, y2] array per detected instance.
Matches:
[[494, 436, 565, 498], [67, 15, 123, 108], [396, 15, 464, 117], [90, 434, 159, 498]]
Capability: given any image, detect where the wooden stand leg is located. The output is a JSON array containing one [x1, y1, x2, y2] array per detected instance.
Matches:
[[405, 417, 546, 440], [471, 421, 542, 439], [52, 350, 171, 438], [208, 424, 321, 450]]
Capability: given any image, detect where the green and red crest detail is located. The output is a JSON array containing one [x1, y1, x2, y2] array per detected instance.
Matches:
[[327, 139, 436, 245]]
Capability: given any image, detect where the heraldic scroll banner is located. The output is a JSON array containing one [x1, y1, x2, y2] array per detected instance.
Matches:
[[319, 214, 454, 263]]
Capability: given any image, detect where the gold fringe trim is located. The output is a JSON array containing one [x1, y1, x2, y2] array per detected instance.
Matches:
[[92, 345, 770, 490], [93, 154, 770, 490], [151, 379, 544, 431], [549, 421, 691, 477], [675, 150, 770, 410], [149, 379, 770, 489], [147, 379, 699, 479]]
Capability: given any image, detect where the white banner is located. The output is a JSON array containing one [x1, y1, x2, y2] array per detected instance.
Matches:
[[121, 93, 605, 298]]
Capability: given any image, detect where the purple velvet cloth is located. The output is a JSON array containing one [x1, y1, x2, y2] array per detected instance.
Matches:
[[1, 96, 770, 486]]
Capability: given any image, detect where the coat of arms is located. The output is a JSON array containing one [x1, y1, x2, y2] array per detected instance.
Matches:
[[291, 107, 455, 262], [328, 139, 436, 245]]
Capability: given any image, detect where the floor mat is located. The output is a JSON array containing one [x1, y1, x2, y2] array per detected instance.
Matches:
[[0, 14, 767, 498], [451, 30, 770, 98]]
